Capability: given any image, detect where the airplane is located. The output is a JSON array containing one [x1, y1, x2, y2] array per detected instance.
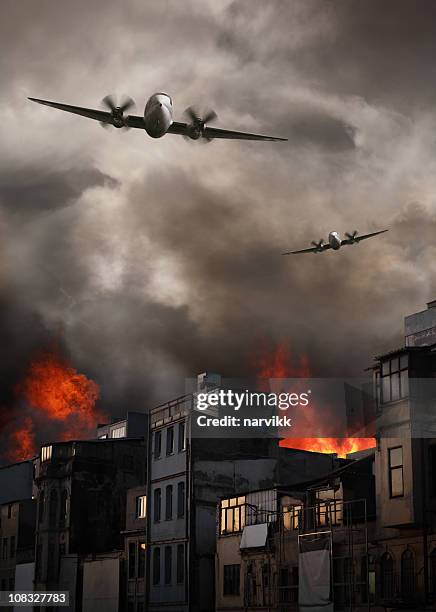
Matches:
[[28, 93, 287, 143], [283, 229, 388, 255]]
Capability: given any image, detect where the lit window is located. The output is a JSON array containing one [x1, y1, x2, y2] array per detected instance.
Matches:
[[389, 446, 404, 497], [220, 497, 246, 534], [283, 505, 302, 530], [136, 495, 146, 519], [41, 446, 52, 462], [111, 425, 126, 438]]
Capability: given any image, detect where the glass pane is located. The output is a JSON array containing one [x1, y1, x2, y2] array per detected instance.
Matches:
[[221, 499, 229, 508], [220, 510, 226, 534], [389, 447, 403, 468], [391, 358, 399, 373], [400, 354, 408, 370], [234, 507, 240, 531], [237, 496, 245, 505], [382, 361, 390, 376], [400, 370, 409, 398], [391, 373, 400, 402], [390, 467, 404, 497], [382, 377, 391, 403], [240, 506, 246, 529], [229, 498, 237, 507]]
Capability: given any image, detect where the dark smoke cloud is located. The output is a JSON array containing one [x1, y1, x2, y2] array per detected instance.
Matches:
[[1, 0, 436, 460]]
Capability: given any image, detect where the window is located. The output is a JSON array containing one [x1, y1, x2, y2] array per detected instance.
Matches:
[[138, 542, 146, 578], [166, 427, 174, 455], [283, 505, 302, 531], [178, 422, 186, 452], [380, 552, 394, 599], [49, 490, 58, 527], [165, 485, 173, 521], [401, 549, 415, 600], [154, 430, 162, 460], [177, 482, 185, 518], [154, 488, 161, 522], [10, 535, 15, 558], [220, 497, 246, 534], [164, 546, 172, 584], [41, 445, 52, 462], [381, 355, 408, 404], [111, 425, 126, 438], [223, 564, 240, 596], [7, 504, 12, 519], [177, 544, 184, 583], [136, 495, 146, 519], [128, 542, 136, 579], [389, 446, 404, 497], [153, 547, 160, 585]]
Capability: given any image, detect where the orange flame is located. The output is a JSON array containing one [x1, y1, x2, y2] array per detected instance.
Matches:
[[6, 416, 36, 463], [6, 351, 107, 461], [254, 341, 375, 458]]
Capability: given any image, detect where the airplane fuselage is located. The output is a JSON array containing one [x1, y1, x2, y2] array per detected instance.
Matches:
[[328, 231, 342, 250], [143, 93, 173, 138]]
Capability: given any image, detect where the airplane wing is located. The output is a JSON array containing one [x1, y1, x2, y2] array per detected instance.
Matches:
[[28, 97, 146, 129], [283, 244, 332, 255], [203, 125, 287, 142], [341, 229, 388, 246], [167, 122, 287, 141]]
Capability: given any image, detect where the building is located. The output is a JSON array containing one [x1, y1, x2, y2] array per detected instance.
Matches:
[[34, 438, 146, 610], [0, 498, 36, 602], [146, 373, 343, 612], [97, 411, 148, 440], [215, 452, 375, 612], [123, 485, 147, 612]]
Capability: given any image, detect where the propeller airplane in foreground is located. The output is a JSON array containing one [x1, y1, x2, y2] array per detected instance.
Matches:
[[28, 92, 287, 143], [283, 229, 388, 255]]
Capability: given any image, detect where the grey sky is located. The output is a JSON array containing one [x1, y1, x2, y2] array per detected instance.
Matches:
[[1, 0, 436, 428]]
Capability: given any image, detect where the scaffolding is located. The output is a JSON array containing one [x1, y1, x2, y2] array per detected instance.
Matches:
[[277, 498, 370, 611]]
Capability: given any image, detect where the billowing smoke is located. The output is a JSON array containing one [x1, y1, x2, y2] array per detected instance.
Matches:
[[2, 0, 436, 462]]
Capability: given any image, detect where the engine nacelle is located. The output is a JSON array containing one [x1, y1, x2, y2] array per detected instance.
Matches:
[[144, 93, 173, 138]]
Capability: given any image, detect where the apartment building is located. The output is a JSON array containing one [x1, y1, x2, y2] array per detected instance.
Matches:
[[34, 438, 146, 610]]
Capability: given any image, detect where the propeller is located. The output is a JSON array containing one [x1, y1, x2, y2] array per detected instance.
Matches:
[[311, 239, 324, 252], [183, 106, 218, 142], [100, 95, 136, 129], [345, 230, 358, 242]]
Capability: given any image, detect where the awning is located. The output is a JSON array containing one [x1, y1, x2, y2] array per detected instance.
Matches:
[[240, 523, 268, 549]]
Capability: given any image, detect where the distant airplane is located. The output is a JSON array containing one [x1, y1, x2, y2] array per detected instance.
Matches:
[[283, 229, 388, 255], [28, 93, 287, 143]]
